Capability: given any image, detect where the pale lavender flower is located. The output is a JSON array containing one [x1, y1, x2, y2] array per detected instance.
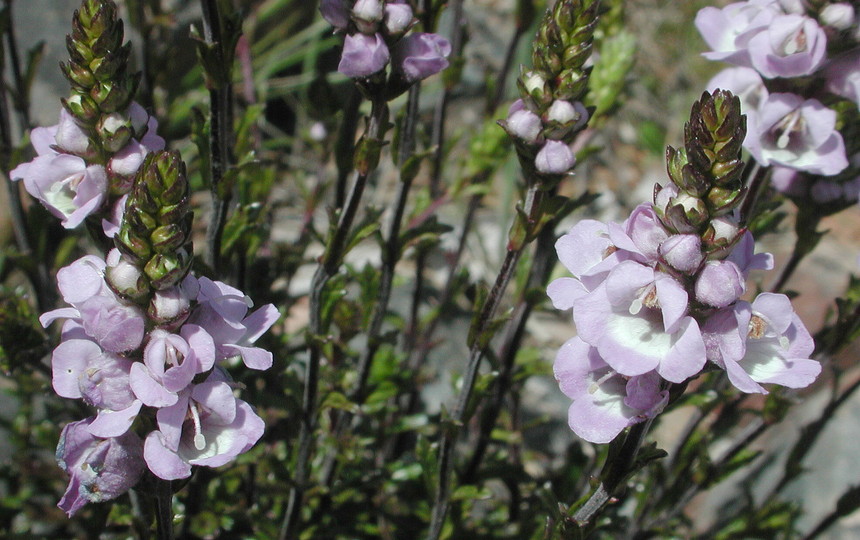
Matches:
[[702, 293, 820, 393], [392, 32, 451, 83], [148, 273, 200, 327], [747, 14, 827, 78], [573, 261, 707, 383], [51, 338, 142, 437], [54, 108, 92, 156], [41, 254, 146, 353], [535, 140, 575, 174], [547, 220, 623, 310], [707, 67, 768, 118], [9, 117, 107, 228], [56, 418, 144, 517], [338, 32, 390, 78], [554, 337, 668, 443], [142, 372, 265, 480], [725, 230, 774, 274], [352, 0, 383, 33], [186, 277, 279, 370], [129, 325, 215, 408], [695, 0, 781, 66], [609, 204, 670, 263], [746, 93, 848, 175]]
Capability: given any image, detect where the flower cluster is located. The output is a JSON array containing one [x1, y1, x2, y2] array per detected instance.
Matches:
[[696, 0, 860, 205], [41, 152, 278, 516], [9, 0, 165, 231], [549, 91, 820, 443], [501, 0, 597, 181], [321, 0, 450, 92], [7, 0, 279, 517]]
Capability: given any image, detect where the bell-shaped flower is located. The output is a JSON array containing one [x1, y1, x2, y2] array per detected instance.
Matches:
[[820, 3, 855, 30], [143, 371, 265, 480], [130, 325, 216, 408], [702, 293, 820, 393], [745, 93, 848, 176], [338, 32, 390, 78], [725, 230, 774, 274], [391, 32, 451, 83], [573, 261, 707, 383], [186, 277, 279, 370], [56, 418, 144, 517], [747, 14, 827, 78], [554, 337, 668, 443], [51, 338, 142, 437]]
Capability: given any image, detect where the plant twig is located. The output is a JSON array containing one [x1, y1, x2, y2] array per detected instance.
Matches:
[[201, 0, 235, 277], [279, 98, 389, 540], [427, 185, 544, 540]]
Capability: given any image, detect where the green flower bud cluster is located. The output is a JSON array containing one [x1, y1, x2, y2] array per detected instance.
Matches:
[[506, 0, 598, 186], [657, 90, 748, 253], [112, 151, 193, 295], [60, 0, 142, 164], [516, 0, 598, 113]]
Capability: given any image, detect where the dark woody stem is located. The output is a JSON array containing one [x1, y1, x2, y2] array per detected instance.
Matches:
[[279, 98, 389, 540], [155, 478, 174, 540], [427, 184, 545, 540], [334, 87, 362, 210], [408, 0, 464, 345], [319, 85, 422, 489], [571, 415, 656, 529], [462, 211, 558, 483], [201, 0, 234, 277]]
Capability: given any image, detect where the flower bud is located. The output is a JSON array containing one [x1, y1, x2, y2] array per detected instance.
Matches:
[[105, 249, 149, 300], [659, 234, 703, 273], [338, 33, 390, 78], [543, 99, 589, 138], [384, 2, 413, 35], [820, 3, 854, 30], [504, 107, 542, 143], [695, 260, 745, 307], [97, 112, 134, 153], [535, 140, 575, 174], [352, 0, 384, 33], [148, 283, 194, 327]]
